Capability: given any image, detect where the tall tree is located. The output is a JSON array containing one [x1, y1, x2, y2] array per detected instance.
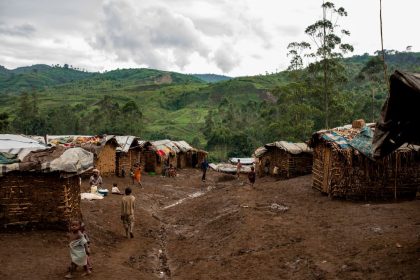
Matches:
[[288, 1, 353, 128]]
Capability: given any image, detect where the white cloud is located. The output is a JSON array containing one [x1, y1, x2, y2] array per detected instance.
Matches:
[[0, 0, 419, 76]]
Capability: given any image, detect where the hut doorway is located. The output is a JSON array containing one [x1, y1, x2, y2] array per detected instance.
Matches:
[[144, 151, 156, 173], [192, 153, 198, 168]]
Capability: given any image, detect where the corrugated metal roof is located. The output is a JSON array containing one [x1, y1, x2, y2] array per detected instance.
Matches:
[[152, 139, 180, 154], [265, 141, 312, 155], [173, 140, 193, 152], [115, 136, 137, 153]]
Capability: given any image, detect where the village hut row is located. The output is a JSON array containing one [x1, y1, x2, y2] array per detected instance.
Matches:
[[309, 121, 420, 200], [33, 135, 207, 176], [141, 140, 207, 174], [0, 134, 93, 229]]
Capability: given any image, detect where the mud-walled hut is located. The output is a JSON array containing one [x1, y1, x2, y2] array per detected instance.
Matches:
[[140, 140, 179, 174], [254, 141, 313, 179], [309, 121, 420, 200], [115, 136, 143, 176], [0, 134, 93, 229], [45, 135, 118, 176], [188, 149, 208, 168], [173, 140, 194, 169]]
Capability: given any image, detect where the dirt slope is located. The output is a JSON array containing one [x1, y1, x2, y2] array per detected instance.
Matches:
[[0, 169, 419, 279]]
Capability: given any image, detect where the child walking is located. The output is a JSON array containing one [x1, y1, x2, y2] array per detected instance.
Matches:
[[80, 222, 93, 271], [248, 166, 256, 188], [134, 165, 143, 188], [121, 187, 136, 238], [65, 220, 91, 279]]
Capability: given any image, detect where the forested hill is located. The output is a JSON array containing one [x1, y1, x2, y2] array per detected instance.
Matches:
[[0, 64, 95, 93], [192, 74, 232, 83], [0, 51, 419, 160]]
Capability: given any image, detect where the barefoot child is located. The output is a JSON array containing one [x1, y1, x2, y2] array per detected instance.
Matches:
[[121, 187, 136, 238], [248, 166, 256, 188], [134, 165, 143, 188], [80, 222, 93, 271], [65, 220, 91, 278]]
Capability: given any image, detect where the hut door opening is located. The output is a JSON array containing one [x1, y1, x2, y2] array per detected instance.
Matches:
[[144, 151, 155, 173], [192, 153, 198, 168], [322, 149, 332, 193]]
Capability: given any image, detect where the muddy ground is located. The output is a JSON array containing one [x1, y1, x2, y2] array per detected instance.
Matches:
[[1, 169, 419, 280]]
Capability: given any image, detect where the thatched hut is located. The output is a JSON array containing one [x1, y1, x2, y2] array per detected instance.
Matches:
[[254, 141, 313, 179], [140, 140, 178, 174], [309, 122, 420, 200], [0, 135, 93, 229], [115, 136, 143, 176], [45, 135, 118, 176], [173, 140, 194, 169], [187, 149, 208, 168]]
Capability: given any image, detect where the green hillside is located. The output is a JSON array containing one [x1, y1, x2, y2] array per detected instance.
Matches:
[[0, 64, 94, 93], [0, 52, 419, 160], [192, 74, 232, 83]]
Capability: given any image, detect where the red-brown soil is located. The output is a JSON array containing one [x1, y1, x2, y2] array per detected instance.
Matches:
[[1, 169, 419, 279]]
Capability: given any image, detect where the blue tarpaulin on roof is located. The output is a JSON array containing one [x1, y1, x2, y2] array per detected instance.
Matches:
[[321, 131, 350, 149], [349, 126, 374, 158], [0, 152, 20, 164]]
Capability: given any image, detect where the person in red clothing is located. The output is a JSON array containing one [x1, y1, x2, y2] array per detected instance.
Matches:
[[133, 164, 143, 188]]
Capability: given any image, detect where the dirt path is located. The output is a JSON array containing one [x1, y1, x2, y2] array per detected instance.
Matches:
[[1, 169, 419, 279]]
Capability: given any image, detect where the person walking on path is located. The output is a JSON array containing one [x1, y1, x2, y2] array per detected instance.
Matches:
[[121, 187, 136, 238], [201, 158, 209, 182], [248, 166, 256, 188], [236, 159, 242, 179], [134, 164, 143, 188]]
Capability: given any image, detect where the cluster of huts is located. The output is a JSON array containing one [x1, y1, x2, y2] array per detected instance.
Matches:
[[0, 134, 206, 229], [254, 120, 420, 200]]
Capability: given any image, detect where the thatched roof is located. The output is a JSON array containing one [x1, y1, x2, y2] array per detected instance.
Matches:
[[254, 141, 312, 158]]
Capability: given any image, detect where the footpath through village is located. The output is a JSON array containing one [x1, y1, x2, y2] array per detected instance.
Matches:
[[1, 167, 419, 279]]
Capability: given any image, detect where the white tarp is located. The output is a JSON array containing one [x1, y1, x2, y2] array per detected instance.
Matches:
[[210, 163, 253, 174], [0, 134, 47, 160], [229, 158, 254, 165], [44, 147, 94, 174], [0, 146, 94, 177]]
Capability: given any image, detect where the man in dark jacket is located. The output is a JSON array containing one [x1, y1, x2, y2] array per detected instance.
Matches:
[[201, 159, 209, 182]]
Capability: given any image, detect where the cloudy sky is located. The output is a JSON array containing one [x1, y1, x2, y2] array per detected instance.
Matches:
[[0, 0, 418, 77]]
